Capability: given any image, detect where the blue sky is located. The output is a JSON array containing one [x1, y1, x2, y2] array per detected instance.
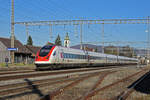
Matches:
[[0, 0, 149, 48]]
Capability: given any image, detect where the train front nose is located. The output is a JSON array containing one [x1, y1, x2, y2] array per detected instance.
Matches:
[[35, 45, 55, 62]]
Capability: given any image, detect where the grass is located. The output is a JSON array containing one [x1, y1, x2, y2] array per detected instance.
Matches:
[[0, 63, 35, 67], [0, 63, 7, 67]]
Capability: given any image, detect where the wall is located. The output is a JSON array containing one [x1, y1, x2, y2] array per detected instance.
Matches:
[[0, 41, 10, 63]]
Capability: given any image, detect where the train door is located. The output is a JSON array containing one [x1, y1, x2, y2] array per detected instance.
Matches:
[[52, 50, 57, 63], [117, 56, 119, 64], [86, 51, 90, 63], [60, 49, 64, 63], [56, 49, 60, 63], [52, 47, 59, 63], [106, 56, 107, 63]]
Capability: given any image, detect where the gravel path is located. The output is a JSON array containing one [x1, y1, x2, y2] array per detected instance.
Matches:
[[1, 65, 149, 100], [0, 67, 122, 86]]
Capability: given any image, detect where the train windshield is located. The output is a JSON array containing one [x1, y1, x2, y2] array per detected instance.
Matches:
[[39, 45, 53, 57]]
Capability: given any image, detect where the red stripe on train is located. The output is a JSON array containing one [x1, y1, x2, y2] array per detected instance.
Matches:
[[35, 46, 56, 61]]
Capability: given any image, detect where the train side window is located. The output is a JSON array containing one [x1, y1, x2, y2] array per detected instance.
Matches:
[[77, 55, 79, 59], [82, 55, 84, 59], [78, 55, 80, 59], [70, 54, 73, 59], [65, 53, 67, 58], [70, 54, 72, 58], [53, 51, 56, 56], [68, 54, 70, 58], [76, 55, 78, 59], [67, 54, 69, 58], [73, 54, 76, 59], [63, 53, 66, 58]]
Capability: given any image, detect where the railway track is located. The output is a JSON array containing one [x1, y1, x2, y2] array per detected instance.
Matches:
[[0, 66, 129, 81], [38, 67, 148, 100], [0, 65, 147, 100], [0, 70, 35, 75], [39, 71, 116, 100], [0, 70, 115, 99], [116, 69, 150, 100], [0, 67, 104, 81], [78, 68, 147, 100]]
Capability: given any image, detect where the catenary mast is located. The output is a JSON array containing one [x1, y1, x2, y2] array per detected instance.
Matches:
[[11, 0, 15, 63]]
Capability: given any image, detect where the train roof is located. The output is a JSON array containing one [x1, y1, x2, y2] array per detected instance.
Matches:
[[49, 45, 138, 60]]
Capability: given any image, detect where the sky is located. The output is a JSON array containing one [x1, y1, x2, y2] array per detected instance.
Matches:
[[0, 0, 150, 48]]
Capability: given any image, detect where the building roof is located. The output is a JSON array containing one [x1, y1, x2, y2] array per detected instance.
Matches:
[[25, 45, 41, 56], [46, 42, 54, 45], [0, 37, 31, 54]]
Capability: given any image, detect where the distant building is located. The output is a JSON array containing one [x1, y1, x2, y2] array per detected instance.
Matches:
[[83, 46, 95, 52], [64, 33, 70, 47], [71, 44, 102, 52], [104, 46, 118, 55], [0, 37, 31, 63]]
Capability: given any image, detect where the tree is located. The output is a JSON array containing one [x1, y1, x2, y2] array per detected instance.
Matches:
[[27, 35, 33, 45], [55, 34, 62, 46]]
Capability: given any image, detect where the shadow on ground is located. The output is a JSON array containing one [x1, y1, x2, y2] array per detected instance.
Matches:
[[128, 70, 150, 94], [0, 79, 52, 100]]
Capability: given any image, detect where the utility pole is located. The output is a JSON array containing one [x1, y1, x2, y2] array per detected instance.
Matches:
[[132, 48, 134, 57], [102, 23, 104, 53], [117, 46, 120, 56], [146, 16, 150, 59], [49, 24, 53, 42], [147, 16, 150, 65], [25, 24, 29, 38], [80, 24, 83, 49], [11, 0, 15, 63]]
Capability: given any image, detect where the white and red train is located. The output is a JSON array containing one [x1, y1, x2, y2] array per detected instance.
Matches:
[[35, 45, 138, 70]]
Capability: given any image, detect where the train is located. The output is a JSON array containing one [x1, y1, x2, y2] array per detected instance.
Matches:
[[35, 45, 138, 70]]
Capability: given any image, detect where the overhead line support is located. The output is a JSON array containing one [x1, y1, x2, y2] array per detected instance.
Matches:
[[11, 0, 15, 63], [14, 19, 149, 26]]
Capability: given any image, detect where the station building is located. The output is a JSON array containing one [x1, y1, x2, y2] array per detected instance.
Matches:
[[0, 37, 42, 64], [0, 37, 32, 63]]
